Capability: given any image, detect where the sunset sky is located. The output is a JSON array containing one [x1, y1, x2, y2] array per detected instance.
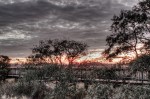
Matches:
[[0, 0, 138, 58]]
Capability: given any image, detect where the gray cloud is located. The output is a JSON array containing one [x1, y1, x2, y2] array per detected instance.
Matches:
[[0, 0, 138, 57], [0, 1, 63, 27]]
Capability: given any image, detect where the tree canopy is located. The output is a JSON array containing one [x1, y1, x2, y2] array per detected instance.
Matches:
[[0, 55, 10, 68], [103, 0, 150, 58], [0, 55, 10, 81], [28, 39, 88, 65]]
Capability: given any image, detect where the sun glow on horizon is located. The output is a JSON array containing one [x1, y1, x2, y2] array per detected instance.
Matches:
[[10, 58, 27, 64], [9, 49, 132, 65]]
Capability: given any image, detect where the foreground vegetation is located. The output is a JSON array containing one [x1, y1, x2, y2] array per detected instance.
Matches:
[[1, 64, 150, 99], [2, 82, 150, 99]]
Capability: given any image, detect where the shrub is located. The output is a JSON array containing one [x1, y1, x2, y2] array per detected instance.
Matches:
[[94, 68, 118, 80]]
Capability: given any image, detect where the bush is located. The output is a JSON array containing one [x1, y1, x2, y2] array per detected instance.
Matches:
[[94, 68, 118, 80], [23, 64, 60, 82], [88, 84, 114, 99]]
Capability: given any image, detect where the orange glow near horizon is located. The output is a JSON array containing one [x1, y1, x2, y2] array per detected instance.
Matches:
[[9, 49, 137, 64], [10, 58, 27, 64], [10, 52, 104, 64]]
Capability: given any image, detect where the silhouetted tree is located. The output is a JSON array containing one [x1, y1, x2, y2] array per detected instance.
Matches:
[[103, 0, 150, 59], [0, 55, 10, 81], [29, 39, 88, 65]]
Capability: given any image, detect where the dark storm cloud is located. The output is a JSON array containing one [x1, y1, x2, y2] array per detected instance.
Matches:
[[0, 1, 62, 27], [0, 0, 111, 26], [0, 0, 138, 57]]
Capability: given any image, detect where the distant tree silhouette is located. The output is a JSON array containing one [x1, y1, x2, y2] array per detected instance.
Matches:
[[29, 39, 88, 65], [103, 0, 150, 58], [0, 55, 10, 81]]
